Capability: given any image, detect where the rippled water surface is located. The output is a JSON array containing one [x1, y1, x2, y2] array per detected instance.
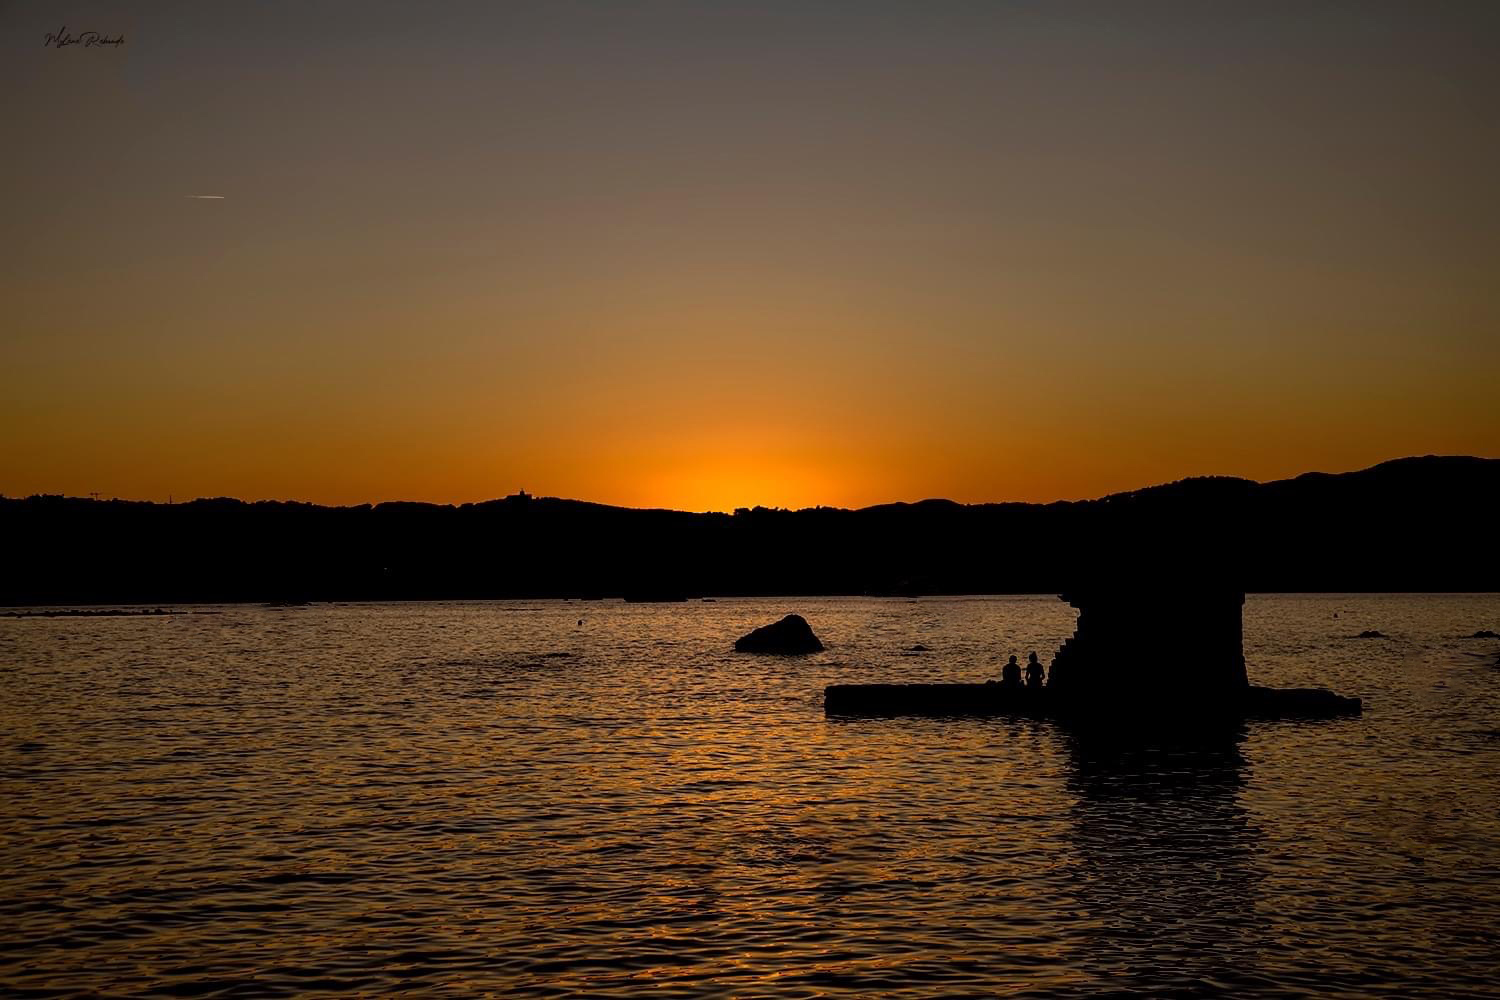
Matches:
[[3, 595, 1500, 997]]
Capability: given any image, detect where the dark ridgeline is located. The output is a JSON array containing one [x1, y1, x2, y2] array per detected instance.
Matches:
[[1, 455, 1496, 606]]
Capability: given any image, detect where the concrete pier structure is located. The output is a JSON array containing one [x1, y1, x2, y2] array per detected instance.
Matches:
[[1046, 587, 1249, 709], [824, 589, 1360, 721]]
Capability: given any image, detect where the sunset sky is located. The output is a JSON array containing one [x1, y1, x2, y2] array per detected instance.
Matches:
[[3, 1, 1497, 512]]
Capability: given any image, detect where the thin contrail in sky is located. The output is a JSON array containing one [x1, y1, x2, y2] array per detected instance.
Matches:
[[185, 194, 225, 199]]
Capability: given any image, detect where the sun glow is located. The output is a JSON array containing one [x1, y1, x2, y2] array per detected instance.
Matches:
[[2, 3, 1497, 509]]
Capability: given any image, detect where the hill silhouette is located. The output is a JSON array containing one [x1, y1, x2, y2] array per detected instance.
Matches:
[[1, 456, 1495, 605]]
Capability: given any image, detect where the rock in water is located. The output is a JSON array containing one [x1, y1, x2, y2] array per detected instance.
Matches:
[[735, 614, 824, 654]]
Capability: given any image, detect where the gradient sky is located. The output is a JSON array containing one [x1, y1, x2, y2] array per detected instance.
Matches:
[[3, 1, 1497, 511]]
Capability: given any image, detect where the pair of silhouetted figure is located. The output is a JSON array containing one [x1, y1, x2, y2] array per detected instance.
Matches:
[[1001, 653, 1045, 690]]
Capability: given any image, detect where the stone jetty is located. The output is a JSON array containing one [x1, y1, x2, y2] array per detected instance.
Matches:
[[825, 587, 1361, 721]]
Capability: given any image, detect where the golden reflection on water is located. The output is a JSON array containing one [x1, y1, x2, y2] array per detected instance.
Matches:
[[2, 595, 1499, 997]]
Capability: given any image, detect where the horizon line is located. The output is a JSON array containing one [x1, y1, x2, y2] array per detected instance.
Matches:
[[4, 453, 1492, 516]]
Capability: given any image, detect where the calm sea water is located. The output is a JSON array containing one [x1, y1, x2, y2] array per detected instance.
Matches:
[[2, 595, 1499, 998]]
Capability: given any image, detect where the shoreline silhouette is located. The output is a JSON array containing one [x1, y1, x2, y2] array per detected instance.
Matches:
[[2, 455, 1495, 606]]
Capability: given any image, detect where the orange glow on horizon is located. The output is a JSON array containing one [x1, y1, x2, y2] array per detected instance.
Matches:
[[2, 4, 1497, 510]]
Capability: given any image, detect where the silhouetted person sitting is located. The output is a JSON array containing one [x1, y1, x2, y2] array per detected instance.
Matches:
[[1026, 652, 1045, 689], [1001, 654, 1022, 689]]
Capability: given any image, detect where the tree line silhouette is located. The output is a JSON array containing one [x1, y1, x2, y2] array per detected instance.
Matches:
[[1, 456, 1494, 605]]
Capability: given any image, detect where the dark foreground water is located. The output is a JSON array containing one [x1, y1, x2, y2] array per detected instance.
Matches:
[[2, 595, 1499, 998]]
